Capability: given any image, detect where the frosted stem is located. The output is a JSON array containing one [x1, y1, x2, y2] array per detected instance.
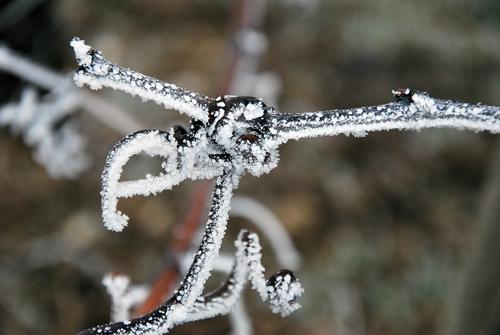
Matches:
[[273, 89, 500, 143], [186, 230, 303, 320], [71, 38, 211, 122], [174, 172, 236, 306], [101, 129, 183, 232], [79, 172, 235, 335]]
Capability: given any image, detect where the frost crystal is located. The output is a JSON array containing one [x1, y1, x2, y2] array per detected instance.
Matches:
[[72, 39, 500, 334], [70, 38, 93, 66]]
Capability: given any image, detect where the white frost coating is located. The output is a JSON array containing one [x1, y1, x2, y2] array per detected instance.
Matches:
[[102, 274, 149, 322], [274, 91, 500, 144], [70, 38, 92, 66], [184, 229, 303, 322], [243, 102, 264, 120], [70, 37, 210, 123], [235, 231, 303, 317], [231, 196, 301, 270], [175, 173, 236, 307]]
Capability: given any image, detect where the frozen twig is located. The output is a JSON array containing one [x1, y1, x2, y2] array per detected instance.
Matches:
[[273, 88, 500, 142], [72, 38, 210, 123], [73, 39, 499, 334]]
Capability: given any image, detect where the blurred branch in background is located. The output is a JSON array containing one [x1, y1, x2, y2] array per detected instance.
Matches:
[[0, 44, 142, 178], [445, 138, 500, 335]]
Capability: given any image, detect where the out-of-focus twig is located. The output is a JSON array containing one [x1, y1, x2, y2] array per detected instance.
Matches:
[[330, 282, 365, 335], [231, 196, 302, 269], [445, 138, 500, 335], [0, 44, 142, 134]]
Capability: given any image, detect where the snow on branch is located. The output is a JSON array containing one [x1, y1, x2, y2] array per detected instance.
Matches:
[[72, 38, 499, 334], [100, 194, 302, 333], [185, 230, 303, 321], [87, 152, 302, 335]]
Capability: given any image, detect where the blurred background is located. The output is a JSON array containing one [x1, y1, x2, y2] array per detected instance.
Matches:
[[1, 0, 500, 334]]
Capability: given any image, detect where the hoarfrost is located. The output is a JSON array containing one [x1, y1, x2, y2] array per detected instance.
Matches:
[[70, 38, 92, 66], [72, 39, 499, 335]]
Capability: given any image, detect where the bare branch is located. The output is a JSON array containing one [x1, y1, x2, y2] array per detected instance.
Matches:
[[79, 172, 236, 335]]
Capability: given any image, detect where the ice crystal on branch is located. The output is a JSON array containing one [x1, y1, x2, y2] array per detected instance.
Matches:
[[71, 38, 500, 335]]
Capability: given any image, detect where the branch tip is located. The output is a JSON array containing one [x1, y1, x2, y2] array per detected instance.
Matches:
[[70, 37, 92, 66]]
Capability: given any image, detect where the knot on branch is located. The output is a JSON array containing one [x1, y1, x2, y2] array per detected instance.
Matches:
[[207, 95, 280, 176], [266, 270, 303, 317]]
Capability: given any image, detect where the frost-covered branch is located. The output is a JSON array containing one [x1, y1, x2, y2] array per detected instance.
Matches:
[[72, 38, 499, 335], [185, 230, 302, 321], [273, 89, 500, 143], [71, 38, 210, 123], [88, 228, 302, 335]]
